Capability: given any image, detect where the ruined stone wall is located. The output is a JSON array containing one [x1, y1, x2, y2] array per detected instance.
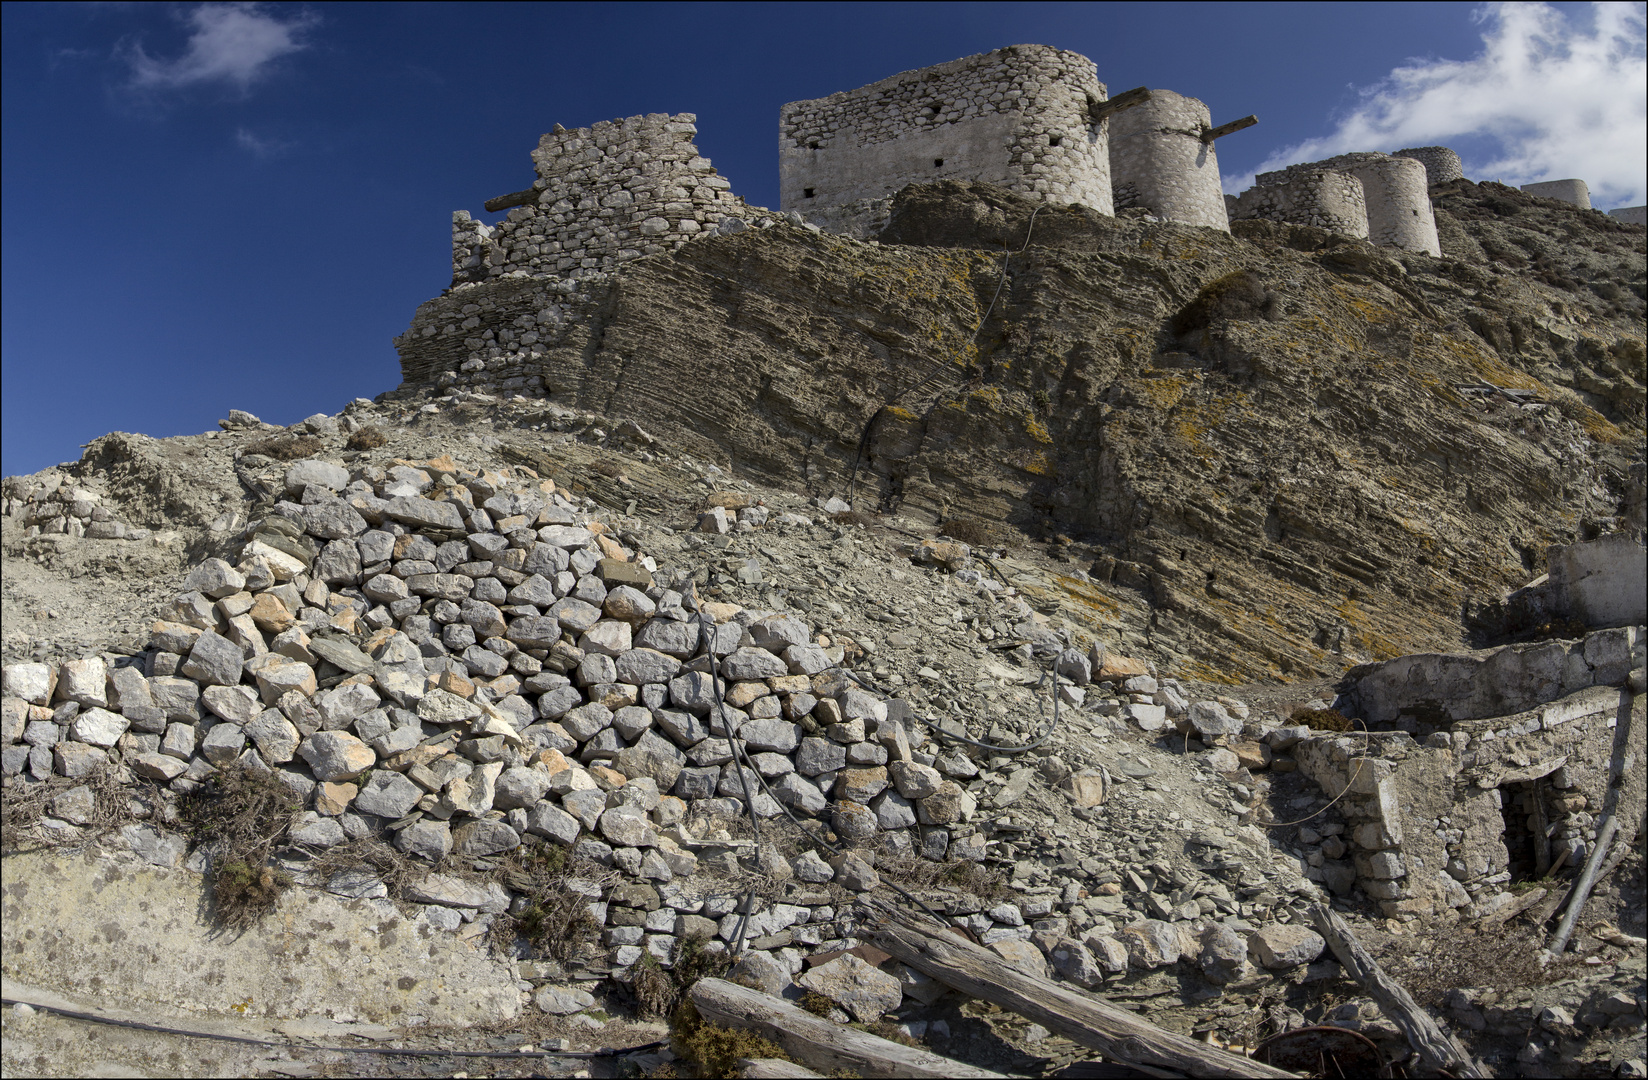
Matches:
[[1293, 681, 1639, 919], [1521, 178, 1592, 209], [1609, 206, 1647, 226], [1344, 157, 1440, 255], [779, 45, 1114, 219], [1339, 625, 1642, 729], [1395, 145, 1464, 185], [451, 113, 751, 285], [1231, 170, 1368, 237], [1108, 89, 1229, 231], [1254, 152, 1439, 255]]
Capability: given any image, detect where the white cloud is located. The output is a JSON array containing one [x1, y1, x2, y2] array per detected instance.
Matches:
[[235, 127, 291, 157], [127, 2, 315, 92], [1229, 3, 1647, 209]]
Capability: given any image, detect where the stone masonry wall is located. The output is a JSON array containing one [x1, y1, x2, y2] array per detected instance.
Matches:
[[1521, 179, 1592, 209], [1109, 89, 1229, 231], [1395, 145, 1465, 185], [1292, 682, 1639, 919], [451, 113, 752, 285], [779, 45, 1114, 219], [1254, 152, 1440, 255], [1343, 156, 1441, 256], [1231, 170, 1369, 237]]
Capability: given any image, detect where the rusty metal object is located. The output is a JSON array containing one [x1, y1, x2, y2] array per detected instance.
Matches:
[[1250, 1025, 1385, 1078]]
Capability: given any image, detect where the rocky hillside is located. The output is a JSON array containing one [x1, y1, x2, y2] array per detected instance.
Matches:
[[394, 179, 1647, 683]]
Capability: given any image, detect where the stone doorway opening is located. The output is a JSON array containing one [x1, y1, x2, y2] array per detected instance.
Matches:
[[1501, 778, 1551, 883]]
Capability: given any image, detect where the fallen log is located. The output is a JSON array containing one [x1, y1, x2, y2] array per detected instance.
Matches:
[[688, 978, 1005, 1079], [1478, 886, 1547, 929], [859, 896, 1292, 1078], [1548, 807, 1623, 954], [1308, 903, 1488, 1078]]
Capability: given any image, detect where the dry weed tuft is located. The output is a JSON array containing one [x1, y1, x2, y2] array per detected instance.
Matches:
[[1292, 706, 1354, 732], [1, 764, 141, 850], [938, 516, 998, 548], [346, 425, 388, 450], [242, 434, 324, 461], [630, 931, 733, 1020], [873, 852, 1010, 901], [494, 845, 607, 965], [307, 836, 426, 901], [671, 1001, 794, 1077], [1385, 919, 1582, 1009], [830, 510, 879, 527], [177, 767, 302, 932]]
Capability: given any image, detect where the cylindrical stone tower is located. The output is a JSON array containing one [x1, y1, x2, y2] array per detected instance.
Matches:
[[1232, 170, 1368, 238], [1344, 157, 1439, 255], [1108, 89, 1229, 231], [1395, 146, 1464, 185], [1520, 179, 1592, 209]]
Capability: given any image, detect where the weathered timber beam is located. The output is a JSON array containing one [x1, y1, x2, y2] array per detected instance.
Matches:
[[1480, 886, 1548, 929], [688, 979, 1006, 1079], [1308, 903, 1488, 1078], [1089, 87, 1151, 124], [859, 897, 1292, 1078], [1203, 115, 1258, 142], [483, 188, 539, 213]]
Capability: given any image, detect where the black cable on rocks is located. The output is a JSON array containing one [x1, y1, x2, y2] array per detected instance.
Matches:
[[690, 590, 759, 956], [0, 998, 665, 1060]]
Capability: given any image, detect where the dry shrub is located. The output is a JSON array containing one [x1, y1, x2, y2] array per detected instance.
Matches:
[[671, 1001, 794, 1077], [243, 434, 323, 461], [495, 844, 607, 965], [633, 952, 677, 1019], [938, 516, 1001, 548], [631, 932, 734, 1019], [346, 425, 388, 450], [0, 763, 144, 850], [830, 510, 879, 527], [873, 852, 1010, 901], [307, 836, 426, 901], [1384, 919, 1581, 1009], [1292, 706, 1353, 732], [177, 767, 301, 932]]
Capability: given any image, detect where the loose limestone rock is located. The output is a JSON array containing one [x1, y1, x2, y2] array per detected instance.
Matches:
[[797, 953, 902, 1023]]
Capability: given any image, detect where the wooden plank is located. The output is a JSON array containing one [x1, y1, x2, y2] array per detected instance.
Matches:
[[1089, 88, 1151, 124], [738, 1058, 826, 1078], [859, 897, 1292, 1079], [483, 188, 538, 213], [1202, 115, 1258, 142], [1308, 903, 1488, 1078], [688, 979, 1005, 1080], [1479, 886, 1548, 929]]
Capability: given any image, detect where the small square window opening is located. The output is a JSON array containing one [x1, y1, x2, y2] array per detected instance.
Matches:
[[933, 158, 944, 168]]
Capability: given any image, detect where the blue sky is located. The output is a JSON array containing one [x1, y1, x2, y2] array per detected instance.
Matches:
[[3, 2, 1644, 478]]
